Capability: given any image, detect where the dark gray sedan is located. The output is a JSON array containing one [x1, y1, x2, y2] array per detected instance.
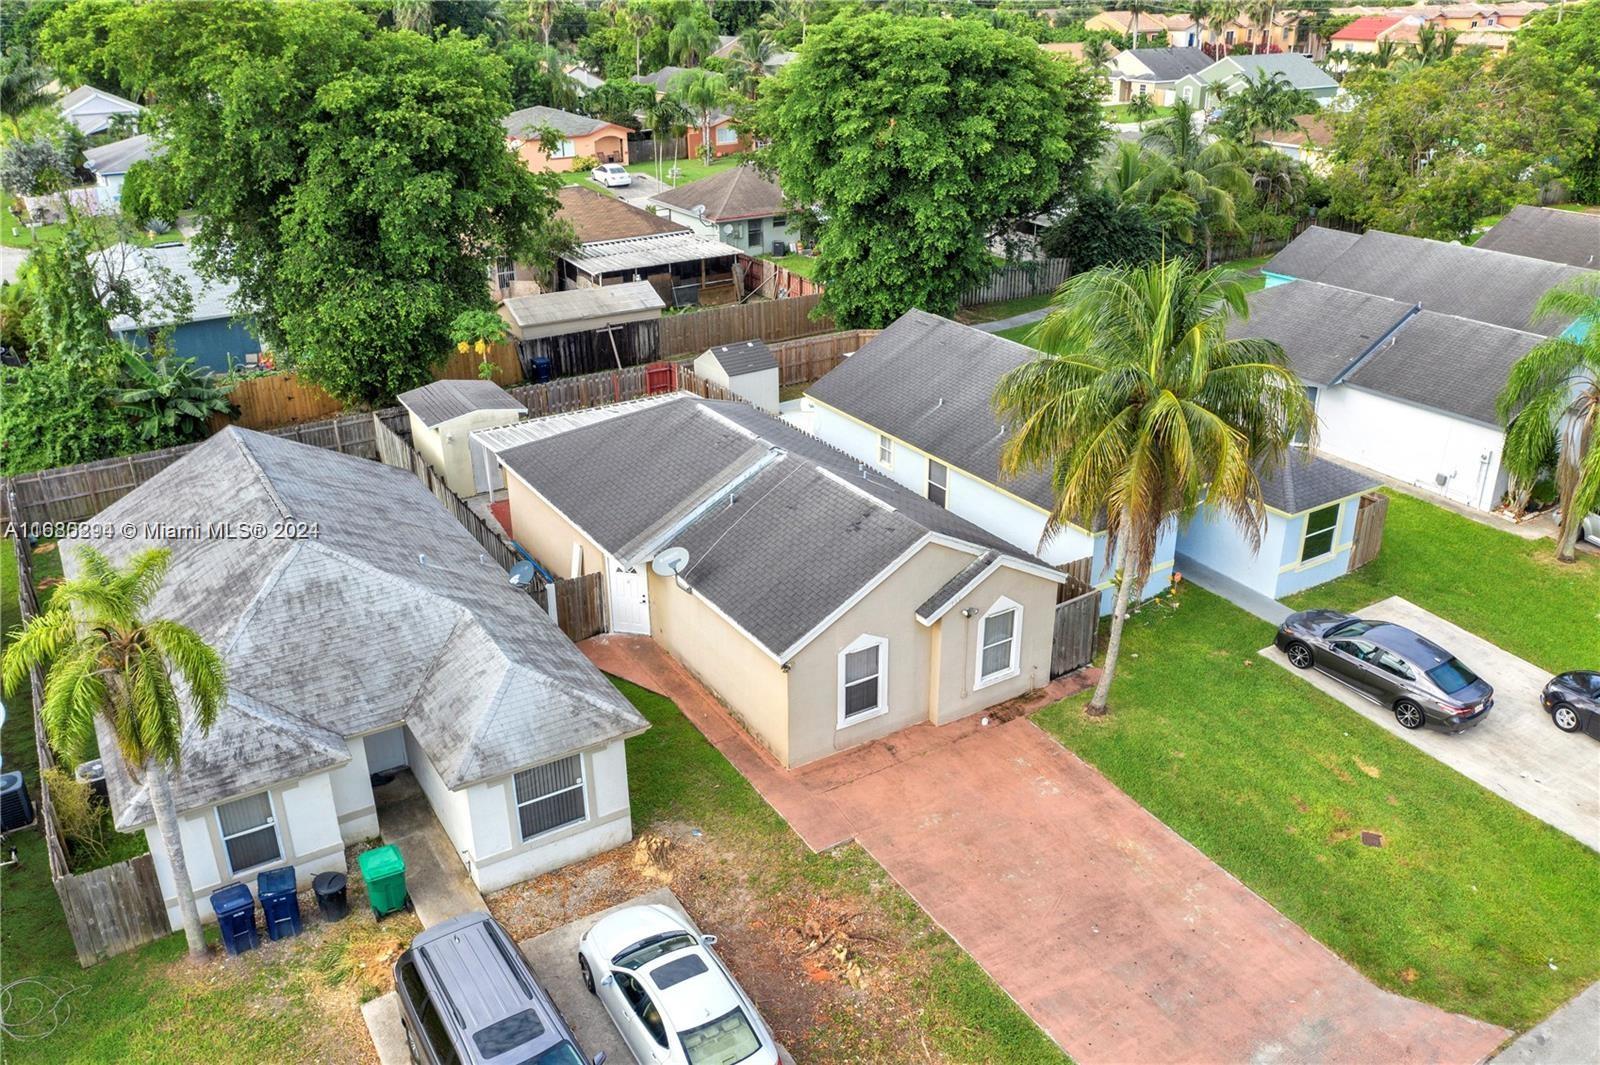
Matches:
[[1542, 671, 1600, 738], [1275, 610, 1494, 733]]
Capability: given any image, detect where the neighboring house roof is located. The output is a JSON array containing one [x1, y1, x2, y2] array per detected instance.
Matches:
[[58, 84, 141, 135], [556, 185, 687, 244], [702, 339, 774, 377], [1039, 41, 1121, 61], [70, 428, 647, 830], [651, 166, 784, 222], [1265, 226, 1588, 335], [398, 379, 527, 428], [1332, 14, 1405, 39], [1193, 53, 1338, 92], [82, 133, 158, 177], [1262, 225, 1361, 279], [1232, 281, 1416, 385], [632, 66, 692, 93], [1258, 114, 1333, 149], [710, 35, 740, 59], [1257, 452, 1377, 514], [1115, 47, 1214, 82], [1474, 206, 1600, 270], [502, 105, 618, 140], [1091, 11, 1192, 33], [564, 64, 606, 92], [565, 231, 745, 275], [915, 549, 1001, 623], [93, 241, 244, 332], [497, 395, 1057, 660], [500, 281, 665, 331], [763, 51, 798, 70], [806, 309, 1064, 518]]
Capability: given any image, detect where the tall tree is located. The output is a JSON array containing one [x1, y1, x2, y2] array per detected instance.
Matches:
[[647, 92, 692, 185], [994, 259, 1311, 714], [1498, 277, 1600, 562], [754, 12, 1104, 327], [667, 8, 719, 67], [4, 546, 227, 960], [392, 0, 432, 33], [1, 49, 57, 139], [668, 67, 729, 163], [1214, 68, 1317, 143], [1137, 99, 1251, 260]]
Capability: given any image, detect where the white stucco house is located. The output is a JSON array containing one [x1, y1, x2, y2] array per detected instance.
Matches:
[[70, 428, 647, 927], [81, 133, 159, 208], [58, 84, 142, 137]]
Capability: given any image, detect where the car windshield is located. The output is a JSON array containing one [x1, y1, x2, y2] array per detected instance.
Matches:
[[679, 1007, 762, 1065], [1326, 618, 1378, 637], [528, 1041, 587, 1065], [1426, 658, 1480, 695], [615, 931, 697, 969]]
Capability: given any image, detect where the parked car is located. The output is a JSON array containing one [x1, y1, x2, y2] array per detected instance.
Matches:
[[1275, 610, 1494, 732], [592, 163, 632, 188], [577, 904, 779, 1065], [396, 911, 604, 1065], [1542, 671, 1600, 738]]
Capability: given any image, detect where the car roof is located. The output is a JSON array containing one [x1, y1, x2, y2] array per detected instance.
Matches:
[[409, 912, 565, 1060], [645, 945, 747, 1036], [1362, 623, 1452, 668], [589, 903, 694, 963]]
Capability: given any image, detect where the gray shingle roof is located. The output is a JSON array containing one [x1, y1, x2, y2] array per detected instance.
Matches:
[[632, 66, 692, 93], [398, 379, 527, 428], [1262, 226, 1360, 281], [703, 340, 774, 377], [502, 105, 615, 139], [651, 166, 784, 222], [1345, 309, 1544, 424], [82, 133, 158, 176], [68, 428, 646, 830], [498, 395, 1053, 658], [1474, 206, 1600, 270], [1231, 281, 1416, 384], [916, 550, 1000, 621], [1258, 452, 1376, 514], [1202, 53, 1337, 92], [1121, 47, 1213, 81], [93, 241, 245, 332]]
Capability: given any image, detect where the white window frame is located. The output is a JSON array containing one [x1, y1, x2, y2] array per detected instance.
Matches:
[[927, 460, 948, 508], [837, 633, 889, 729], [877, 434, 893, 469], [1299, 502, 1341, 563], [549, 138, 576, 159], [974, 596, 1024, 689], [715, 123, 740, 146], [215, 791, 282, 876], [513, 753, 589, 842]]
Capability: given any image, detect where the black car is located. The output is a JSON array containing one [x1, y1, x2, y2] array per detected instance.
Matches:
[[395, 911, 604, 1065], [1542, 671, 1600, 738]]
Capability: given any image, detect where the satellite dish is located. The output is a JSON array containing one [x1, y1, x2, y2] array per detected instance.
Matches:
[[651, 547, 690, 577]]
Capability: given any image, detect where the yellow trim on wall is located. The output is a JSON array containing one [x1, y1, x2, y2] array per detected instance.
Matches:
[[1092, 558, 1175, 591]]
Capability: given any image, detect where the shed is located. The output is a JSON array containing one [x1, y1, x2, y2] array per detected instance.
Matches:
[[693, 340, 779, 413], [558, 232, 745, 306], [397, 379, 527, 497], [499, 281, 666, 381]]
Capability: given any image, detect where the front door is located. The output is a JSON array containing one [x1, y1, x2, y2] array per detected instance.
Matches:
[[608, 561, 650, 635]]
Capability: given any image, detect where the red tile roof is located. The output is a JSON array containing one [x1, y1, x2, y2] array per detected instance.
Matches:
[[1332, 14, 1404, 39]]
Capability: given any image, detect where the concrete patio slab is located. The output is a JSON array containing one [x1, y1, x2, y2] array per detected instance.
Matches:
[[1262, 596, 1600, 852], [1490, 980, 1600, 1064], [362, 992, 409, 1065]]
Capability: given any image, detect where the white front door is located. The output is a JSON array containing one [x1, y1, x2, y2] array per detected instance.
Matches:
[[608, 560, 650, 635]]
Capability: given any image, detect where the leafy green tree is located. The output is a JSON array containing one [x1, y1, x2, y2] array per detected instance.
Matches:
[[1135, 100, 1251, 260], [1128, 92, 1158, 127], [1040, 188, 1163, 270], [0, 49, 57, 138], [0, 352, 134, 475], [668, 67, 730, 163], [754, 12, 1105, 326], [115, 349, 237, 447], [993, 258, 1311, 714], [0, 135, 75, 195], [4, 546, 227, 960], [1498, 277, 1600, 562], [647, 91, 692, 184], [584, 78, 652, 128], [500, 37, 582, 110], [42, 0, 569, 406], [666, 6, 719, 66], [1505, 3, 1600, 202]]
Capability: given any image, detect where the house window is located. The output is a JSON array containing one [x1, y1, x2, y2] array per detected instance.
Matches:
[[838, 634, 888, 727], [549, 138, 576, 159], [877, 434, 893, 468], [216, 792, 281, 874], [1300, 503, 1340, 562], [772, 215, 787, 228], [715, 124, 739, 146], [747, 218, 764, 249], [1225, 29, 1235, 43], [494, 257, 515, 291], [976, 598, 1023, 688], [513, 754, 587, 841], [927, 460, 948, 508], [1181, 86, 1193, 102]]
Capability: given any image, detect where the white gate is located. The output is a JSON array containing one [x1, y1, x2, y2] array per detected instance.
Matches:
[[608, 561, 651, 634]]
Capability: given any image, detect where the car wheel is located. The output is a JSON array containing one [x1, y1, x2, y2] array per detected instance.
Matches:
[[1551, 703, 1582, 733], [1394, 700, 1426, 730], [1284, 641, 1314, 669], [580, 953, 595, 995]]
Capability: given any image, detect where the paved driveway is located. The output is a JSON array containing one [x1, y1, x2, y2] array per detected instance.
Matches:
[[1262, 596, 1600, 853]]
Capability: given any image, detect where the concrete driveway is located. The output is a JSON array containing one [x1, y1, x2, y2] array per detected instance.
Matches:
[[1262, 596, 1600, 852]]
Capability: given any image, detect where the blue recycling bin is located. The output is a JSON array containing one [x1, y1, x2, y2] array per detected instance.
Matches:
[[257, 865, 303, 941], [209, 883, 259, 956]]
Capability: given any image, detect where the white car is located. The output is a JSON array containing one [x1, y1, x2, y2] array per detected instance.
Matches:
[[592, 163, 632, 188], [578, 904, 779, 1065]]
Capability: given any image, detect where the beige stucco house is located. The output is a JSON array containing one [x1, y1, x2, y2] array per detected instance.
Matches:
[[398, 379, 528, 497], [503, 105, 631, 174]]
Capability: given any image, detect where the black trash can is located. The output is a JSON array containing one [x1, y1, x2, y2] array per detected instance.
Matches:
[[313, 871, 349, 922]]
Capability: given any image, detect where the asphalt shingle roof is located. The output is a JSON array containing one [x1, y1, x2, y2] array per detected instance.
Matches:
[[1258, 452, 1377, 514], [398, 379, 527, 428], [557, 185, 688, 244], [632, 66, 692, 93], [916, 550, 1000, 621], [1261, 226, 1361, 281], [651, 166, 784, 222], [502, 105, 616, 139], [93, 241, 245, 331], [1231, 281, 1416, 384], [1120, 47, 1213, 82], [1346, 309, 1544, 424], [82, 133, 158, 176], [1201, 53, 1337, 92], [702, 340, 775, 377], [1474, 206, 1600, 270], [69, 428, 646, 830]]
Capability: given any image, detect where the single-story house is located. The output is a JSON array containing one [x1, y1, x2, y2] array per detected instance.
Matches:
[[693, 340, 778, 412], [564, 64, 606, 96], [1104, 48, 1214, 105], [97, 241, 264, 373], [648, 166, 794, 256], [685, 110, 748, 160], [1475, 205, 1600, 270], [70, 428, 648, 926], [1085, 10, 1195, 46], [632, 66, 693, 98], [82, 133, 159, 207], [1256, 114, 1333, 170], [1174, 53, 1339, 109], [1177, 452, 1380, 599], [498, 281, 666, 387], [58, 84, 142, 138], [495, 393, 1065, 769], [398, 379, 528, 497], [800, 310, 1178, 611], [503, 105, 631, 173]]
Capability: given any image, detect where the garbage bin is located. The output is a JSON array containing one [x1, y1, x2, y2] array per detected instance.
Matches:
[[209, 883, 259, 956], [357, 844, 409, 919], [257, 865, 302, 941], [313, 871, 349, 922]]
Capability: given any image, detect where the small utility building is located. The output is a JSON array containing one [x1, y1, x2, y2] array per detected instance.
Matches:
[[693, 340, 778, 413], [499, 281, 666, 381], [398, 380, 527, 497]]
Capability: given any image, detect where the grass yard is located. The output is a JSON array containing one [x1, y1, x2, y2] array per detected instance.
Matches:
[[1, 203, 185, 250], [1036, 585, 1600, 1031], [627, 151, 748, 188], [957, 290, 1053, 325], [760, 252, 816, 280], [1284, 491, 1600, 673]]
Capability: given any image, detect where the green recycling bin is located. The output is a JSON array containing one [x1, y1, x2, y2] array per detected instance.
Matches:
[[357, 844, 409, 919]]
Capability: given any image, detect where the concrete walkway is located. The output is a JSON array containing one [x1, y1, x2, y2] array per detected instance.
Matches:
[[372, 769, 486, 927], [975, 305, 1051, 335], [1175, 552, 1292, 625], [1491, 980, 1600, 1064]]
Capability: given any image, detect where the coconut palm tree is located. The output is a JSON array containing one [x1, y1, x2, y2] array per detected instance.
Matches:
[[4, 546, 227, 959], [668, 68, 730, 164], [1082, 37, 1112, 72], [1206, 0, 1243, 54], [1, 50, 57, 139], [1498, 276, 1600, 562], [1214, 68, 1317, 144], [994, 259, 1312, 715], [1139, 99, 1252, 260], [667, 13, 720, 67], [647, 93, 692, 185]]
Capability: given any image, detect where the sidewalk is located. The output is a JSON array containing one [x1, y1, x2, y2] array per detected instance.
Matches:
[[975, 305, 1051, 335], [1174, 552, 1292, 625], [1491, 980, 1600, 1064]]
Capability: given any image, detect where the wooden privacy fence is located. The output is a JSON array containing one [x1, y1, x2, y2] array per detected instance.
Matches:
[[738, 256, 825, 299], [55, 855, 172, 966], [768, 329, 879, 387], [1349, 492, 1389, 571], [960, 258, 1072, 308], [659, 293, 834, 356], [553, 571, 607, 642], [1051, 586, 1099, 679]]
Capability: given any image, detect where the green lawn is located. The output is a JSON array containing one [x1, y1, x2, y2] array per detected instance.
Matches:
[[1, 202, 184, 250], [1036, 585, 1600, 1031], [959, 291, 1054, 324], [1286, 491, 1600, 673], [627, 151, 748, 188], [761, 252, 816, 280]]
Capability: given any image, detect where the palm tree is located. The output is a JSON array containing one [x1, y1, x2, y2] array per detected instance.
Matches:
[[1082, 37, 1112, 72], [1411, 24, 1461, 64], [1215, 68, 1317, 144], [994, 259, 1312, 715], [1247, 0, 1276, 52], [392, 0, 432, 33], [730, 27, 772, 98], [1498, 277, 1600, 562], [1139, 99, 1252, 261], [4, 546, 227, 959], [1124, 0, 1150, 44], [668, 68, 730, 164], [1, 50, 57, 139], [531, 0, 559, 49], [628, 7, 658, 76], [647, 93, 692, 185], [1207, 0, 1243, 54], [667, 14, 719, 68]]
